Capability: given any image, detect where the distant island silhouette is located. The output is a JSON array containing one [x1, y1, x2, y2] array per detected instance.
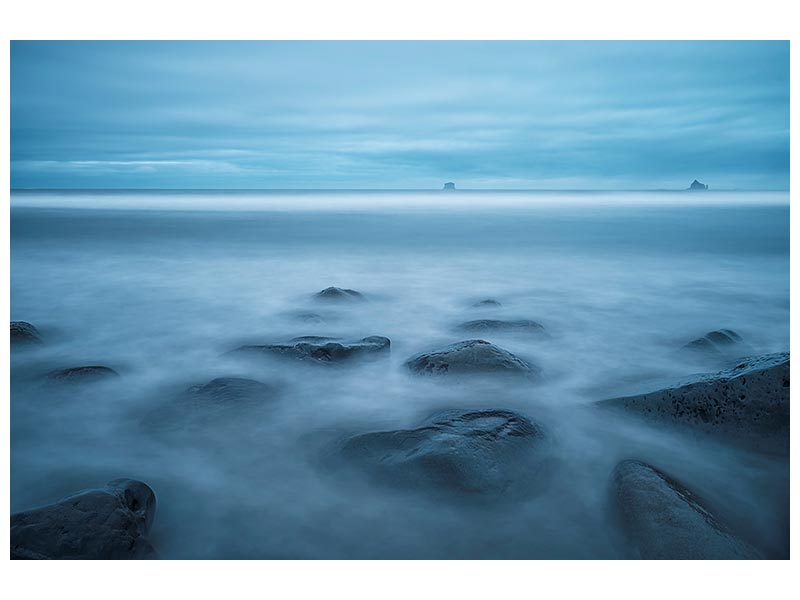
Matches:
[[443, 182, 456, 191], [689, 179, 709, 191]]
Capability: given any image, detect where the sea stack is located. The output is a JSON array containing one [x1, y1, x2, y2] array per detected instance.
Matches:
[[689, 179, 709, 190], [443, 182, 456, 191]]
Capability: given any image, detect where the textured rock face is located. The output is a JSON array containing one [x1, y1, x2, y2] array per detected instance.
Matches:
[[10, 479, 157, 559], [682, 329, 748, 360], [341, 409, 549, 496], [144, 377, 280, 430], [233, 336, 390, 365], [472, 299, 502, 308], [611, 460, 760, 559], [456, 319, 546, 336], [46, 365, 119, 383], [599, 352, 789, 454], [405, 339, 538, 378], [313, 287, 365, 302], [11, 321, 42, 345]]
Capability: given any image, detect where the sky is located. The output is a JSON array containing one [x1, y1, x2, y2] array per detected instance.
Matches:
[[10, 41, 790, 190]]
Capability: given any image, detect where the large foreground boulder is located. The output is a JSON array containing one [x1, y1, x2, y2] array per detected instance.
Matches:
[[11, 479, 157, 559], [341, 408, 549, 496], [232, 335, 390, 365], [456, 319, 547, 337], [11, 321, 42, 346], [405, 339, 538, 378], [45, 365, 119, 384], [611, 460, 760, 559], [313, 287, 365, 302], [143, 377, 281, 430], [598, 352, 789, 454]]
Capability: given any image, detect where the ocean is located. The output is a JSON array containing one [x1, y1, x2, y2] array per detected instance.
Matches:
[[9, 189, 790, 558]]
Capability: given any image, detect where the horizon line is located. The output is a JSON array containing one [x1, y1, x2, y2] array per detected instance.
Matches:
[[9, 187, 790, 193]]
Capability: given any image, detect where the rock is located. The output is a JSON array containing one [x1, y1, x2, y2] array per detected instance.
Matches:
[[611, 460, 760, 559], [456, 319, 547, 337], [10, 479, 157, 559], [341, 408, 549, 496], [682, 329, 748, 360], [472, 299, 502, 308], [46, 365, 119, 383], [405, 339, 538, 378], [313, 287, 365, 302], [598, 352, 789, 454], [291, 311, 326, 324], [232, 335, 390, 365], [442, 182, 456, 191], [143, 377, 280, 430], [11, 321, 42, 345], [688, 179, 709, 190]]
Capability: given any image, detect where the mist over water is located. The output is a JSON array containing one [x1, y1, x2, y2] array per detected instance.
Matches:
[[10, 190, 790, 558]]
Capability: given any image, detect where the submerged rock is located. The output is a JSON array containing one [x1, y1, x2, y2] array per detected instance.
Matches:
[[232, 335, 390, 365], [11, 479, 157, 559], [313, 287, 365, 302], [291, 311, 326, 324], [599, 352, 789, 454], [405, 339, 538, 378], [456, 319, 547, 337], [11, 321, 42, 345], [144, 377, 280, 430], [682, 329, 748, 360], [341, 408, 549, 496], [46, 365, 119, 383], [471, 299, 502, 308], [611, 460, 760, 559]]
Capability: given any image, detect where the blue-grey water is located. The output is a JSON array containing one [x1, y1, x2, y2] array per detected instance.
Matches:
[[9, 190, 790, 558]]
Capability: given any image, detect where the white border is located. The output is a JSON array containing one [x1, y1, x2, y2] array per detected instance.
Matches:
[[1, 1, 796, 598]]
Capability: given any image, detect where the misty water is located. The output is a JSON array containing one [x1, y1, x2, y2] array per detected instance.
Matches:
[[10, 190, 790, 559]]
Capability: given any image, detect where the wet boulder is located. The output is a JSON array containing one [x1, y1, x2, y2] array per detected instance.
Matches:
[[232, 335, 390, 365], [341, 408, 549, 496], [456, 319, 547, 337], [11, 321, 42, 345], [682, 329, 749, 360], [611, 460, 760, 559], [405, 339, 539, 378], [313, 287, 365, 302], [598, 352, 789, 454], [46, 365, 119, 383], [11, 479, 157, 559], [143, 377, 280, 430]]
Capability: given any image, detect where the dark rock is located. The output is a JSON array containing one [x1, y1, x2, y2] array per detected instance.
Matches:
[[143, 377, 280, 430], [313, 287, 365, 302], [341, 408, 549, 496], [598, 352, 789, 454], [11, 321, 42, 345], [232, 335, 390, 365], [683, 329, 748, 360], [443, 182, 456, 191], [472, 299, 502, 308], [456, 319, 547, 337], [46, 365, 119, 383], [611, 460, 760, 559], [405, 339, 538, 378], [688, 179, 709, 191], [10, 479, 157, 559]]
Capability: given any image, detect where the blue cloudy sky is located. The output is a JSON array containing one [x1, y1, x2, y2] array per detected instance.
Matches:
[[10, 41, 789, 190]]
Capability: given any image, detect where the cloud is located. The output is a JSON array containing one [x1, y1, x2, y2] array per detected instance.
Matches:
[[10, 41, 789, 189]]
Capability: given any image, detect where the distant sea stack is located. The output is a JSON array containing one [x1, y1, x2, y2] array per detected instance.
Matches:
[[688, 179, 709, 191], [443, 182, 456, 191]]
